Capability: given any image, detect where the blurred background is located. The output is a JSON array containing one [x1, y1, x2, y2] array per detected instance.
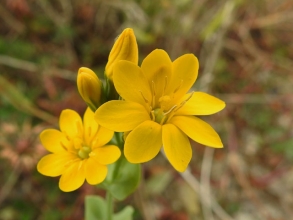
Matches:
[[0, 0, 293, 219]]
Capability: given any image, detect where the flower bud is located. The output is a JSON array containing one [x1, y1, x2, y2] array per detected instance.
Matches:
[[105, 28, 138, 80], [77, 67, 102, 111]]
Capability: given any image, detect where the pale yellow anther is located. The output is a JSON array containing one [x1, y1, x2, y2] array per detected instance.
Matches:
[[159, 95, 172, 112]]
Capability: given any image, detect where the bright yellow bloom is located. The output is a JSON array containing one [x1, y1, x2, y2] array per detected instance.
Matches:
[[77, 67, 102, 111], [105, 28, 138, 80], [95, 49, 225, 172], [37, 108, 121, 192]]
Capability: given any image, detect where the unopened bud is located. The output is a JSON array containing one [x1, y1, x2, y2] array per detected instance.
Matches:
[[77, 67, 102, 111], [105, 28, 138, 80]]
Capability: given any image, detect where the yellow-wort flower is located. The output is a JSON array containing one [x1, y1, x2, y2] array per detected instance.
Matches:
[[77, 67, 102, 111], [37, 108, 121, 192], [105, 28, 138, 81], [95, 49, 225, 172]]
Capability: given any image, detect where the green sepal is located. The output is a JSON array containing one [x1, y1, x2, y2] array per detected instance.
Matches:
[[99, 155, 141, 201], [85, 195, 134, 220]]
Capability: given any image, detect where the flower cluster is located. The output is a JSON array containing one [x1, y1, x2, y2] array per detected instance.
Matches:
[[37, 27, 225, 191]]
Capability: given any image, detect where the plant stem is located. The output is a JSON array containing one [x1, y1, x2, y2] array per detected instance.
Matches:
[[106, 191, 113, 220]]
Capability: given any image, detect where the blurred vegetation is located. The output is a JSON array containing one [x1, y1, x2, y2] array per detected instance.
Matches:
[[1, 0, 293, 219]]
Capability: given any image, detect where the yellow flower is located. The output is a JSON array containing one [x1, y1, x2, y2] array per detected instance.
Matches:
[[77, 67, 102, 111], [95, 49, 225, 172], [37, 108, 121, 192], [105, 28, 138, 81]]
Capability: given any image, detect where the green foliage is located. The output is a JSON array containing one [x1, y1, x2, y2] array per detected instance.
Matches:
[[85, 196, 134, 220], [271, 139, 293, 160], [0, 37, 36, 60], [145, 170, 172, 195], [85, 196, 107, 220], [99, 156, 141, 201], [113, 206, 134, 220]]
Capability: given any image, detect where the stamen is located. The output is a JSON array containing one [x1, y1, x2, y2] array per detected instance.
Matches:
[[76, 121, 83, 135], [139, 90, 149, 103], [164, 105, 177, 115], [150, 110, 155, 121], [174, 92, 194, 112], [151, 80, 156, 107], [163, 75, 168, 94], [173, 80, 183, 93], [88, 126, 92, 138], [151, 81, 156, 96], [60, 142, 67, 151], [159, 114, 167, 125], [91, 137, 99, 149], [65, 134, 71, 141]]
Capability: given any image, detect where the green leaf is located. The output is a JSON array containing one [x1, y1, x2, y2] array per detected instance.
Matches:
[[113, 206, 134, 220], [100, 156, 141, 201], [85, 196, 107, 220]]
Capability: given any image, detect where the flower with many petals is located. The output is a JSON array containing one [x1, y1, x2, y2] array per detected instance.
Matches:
[[37, 108, 121, 192], [95, 49, 225, 172]]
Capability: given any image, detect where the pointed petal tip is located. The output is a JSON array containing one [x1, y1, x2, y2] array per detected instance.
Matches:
[[206, 141, 224, 148]]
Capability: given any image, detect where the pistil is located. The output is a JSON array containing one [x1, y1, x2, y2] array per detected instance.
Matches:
[[78, 146, 92, 159]]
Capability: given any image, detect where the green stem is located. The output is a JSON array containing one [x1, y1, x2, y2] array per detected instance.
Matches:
[[106, 191, 113, 220]]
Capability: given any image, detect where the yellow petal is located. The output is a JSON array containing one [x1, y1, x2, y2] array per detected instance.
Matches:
[[91, 126, 114, 149], [91, 145, 121, 165], [170, 116, 223, 148], [40, 129, 68, 153], [113, 60, 152, 109], [85, 158, 108, 185], [95, 101, 150, 132], [37, 153, 77, 177], [176, 92, 226, 115], [60, 109, 83, 139], [124, 120, 162, 163], [162, 124, 192, 172], [83, 107, 100, 145], [151, 65, 172, 107], [166, 54, 199, 101], [59, 160, 86, 192], [141, 49, 172, 83]]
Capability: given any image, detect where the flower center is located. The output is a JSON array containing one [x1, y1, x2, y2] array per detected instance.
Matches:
[[153, 108, 166, 124], [150, 92, 195, 125], [78, 146, 92, 159]]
